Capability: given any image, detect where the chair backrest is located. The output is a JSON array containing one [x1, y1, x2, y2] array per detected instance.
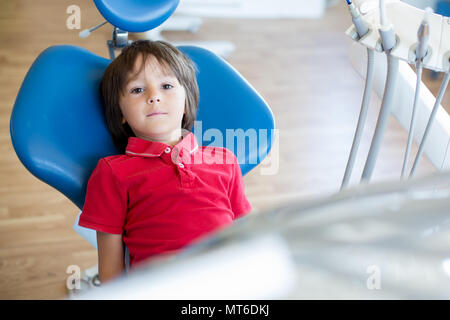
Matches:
[[10, 45, 275, 210]]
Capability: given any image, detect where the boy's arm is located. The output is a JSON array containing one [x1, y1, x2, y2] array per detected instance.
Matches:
[[96, 231, 125, 284]]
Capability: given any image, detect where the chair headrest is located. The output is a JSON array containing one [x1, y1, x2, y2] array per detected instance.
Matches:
[[93, 0, 180, 32]]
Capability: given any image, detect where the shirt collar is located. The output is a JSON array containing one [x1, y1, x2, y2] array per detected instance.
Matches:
[[125, 132, 199, 158]]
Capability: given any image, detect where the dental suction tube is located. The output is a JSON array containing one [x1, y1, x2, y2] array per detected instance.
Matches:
[[361, 53, 399, 182], [360, 0, 399, 183], [341, 0, 373, 189], [342, 49, 375, 188]]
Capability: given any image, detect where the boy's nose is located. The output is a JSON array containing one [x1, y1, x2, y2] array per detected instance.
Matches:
[[148, 98, 160, 104]]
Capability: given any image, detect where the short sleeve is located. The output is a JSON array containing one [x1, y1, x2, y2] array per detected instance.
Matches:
[[78, 158, 127, 234], [228, 153, 252, 219]]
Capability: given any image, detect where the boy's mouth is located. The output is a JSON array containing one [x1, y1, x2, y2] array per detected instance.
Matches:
[[146, 111, 168, 117]]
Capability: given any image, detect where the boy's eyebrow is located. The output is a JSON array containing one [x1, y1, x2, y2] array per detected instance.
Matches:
[[125, 73, 178, 87]]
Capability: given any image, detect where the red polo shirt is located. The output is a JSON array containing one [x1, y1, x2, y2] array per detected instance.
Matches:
[[78, 132, 251, 267]]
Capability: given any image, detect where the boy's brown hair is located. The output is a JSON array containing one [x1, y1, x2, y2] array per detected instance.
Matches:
[[100, 40, 199, 153]]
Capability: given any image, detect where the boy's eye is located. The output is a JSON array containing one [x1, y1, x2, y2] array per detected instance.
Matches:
[[131, 87, 144, 94], [162, 84, 173, 89]]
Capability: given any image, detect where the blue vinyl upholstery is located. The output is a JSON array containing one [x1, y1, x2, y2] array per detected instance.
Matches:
[[436, 1, 450, 17], [10, 45, 275, 211], [93, 0, 180, 32]]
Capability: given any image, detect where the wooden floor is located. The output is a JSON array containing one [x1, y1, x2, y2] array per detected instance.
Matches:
[[0, 1, 447, 299]]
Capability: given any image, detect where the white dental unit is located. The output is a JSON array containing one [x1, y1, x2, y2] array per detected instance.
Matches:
[[343, 0, 450, 186]]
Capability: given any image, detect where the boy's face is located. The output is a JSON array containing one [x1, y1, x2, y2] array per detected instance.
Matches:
[[119, 54, 186, 146]]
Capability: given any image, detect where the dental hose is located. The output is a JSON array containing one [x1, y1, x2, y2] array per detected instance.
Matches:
[[361, 53, 399, 183], [409, 70, 450, 178], [341, 48, 374, 189], [341, 0, 372, 189], [401, 63, 423, 178], [401, 8, 432, 179], [361, 0, 399, 183]]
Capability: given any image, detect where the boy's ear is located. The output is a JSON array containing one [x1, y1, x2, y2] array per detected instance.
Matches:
[[122, 116, 127, 124]]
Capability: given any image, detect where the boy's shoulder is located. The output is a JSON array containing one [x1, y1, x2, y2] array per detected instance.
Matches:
[[96, 154, 138, 175], [101, 153, 130, 165], [200, 145, 233, 154], [201, 144, 234, 152], [199, 145, 238, 165]]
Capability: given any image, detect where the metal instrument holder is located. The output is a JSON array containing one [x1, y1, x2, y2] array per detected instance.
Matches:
[[107, 27, 133, 60]]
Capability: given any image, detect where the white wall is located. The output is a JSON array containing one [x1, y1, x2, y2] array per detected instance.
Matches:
[[178, 0, 326, 18]]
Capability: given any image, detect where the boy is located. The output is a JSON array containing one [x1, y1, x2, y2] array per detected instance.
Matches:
[[79, 40, 251, 283]]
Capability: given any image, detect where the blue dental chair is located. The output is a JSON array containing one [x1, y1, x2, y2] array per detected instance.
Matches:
[[10, 0, 275, 250]]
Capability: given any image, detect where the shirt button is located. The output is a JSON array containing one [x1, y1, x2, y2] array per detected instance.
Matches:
[[178, 163, 185, 169], [164, 147, 171, 154]]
